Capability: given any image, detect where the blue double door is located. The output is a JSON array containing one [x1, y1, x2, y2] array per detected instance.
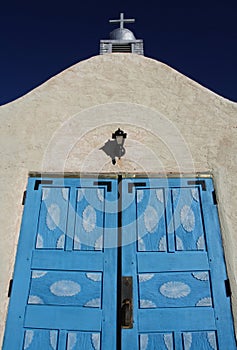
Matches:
[[3, 177, 236, 349]]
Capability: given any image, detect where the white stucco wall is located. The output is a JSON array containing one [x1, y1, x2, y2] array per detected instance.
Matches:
[[0, 53, 237, 345]]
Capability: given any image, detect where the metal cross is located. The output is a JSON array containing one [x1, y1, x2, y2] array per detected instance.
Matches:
[[109, 13, 135, 29]]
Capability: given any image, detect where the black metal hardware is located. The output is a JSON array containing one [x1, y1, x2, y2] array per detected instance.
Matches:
[[225, 279, 231, 297], [121, 277, 133, 328], [112, 128, 127, 142], [111, 128, 127, 165], [22, 191, 27, 205], [187, 180, 206, 191], [128, 182, 146, 193], [93, 181, 112, 192], [34, 180, 53, 190], [212, 190, 217, 205], [8, 279, 13, 297]]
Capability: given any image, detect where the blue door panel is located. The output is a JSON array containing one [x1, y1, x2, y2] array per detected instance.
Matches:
[[137, 251, 209, 272], [74, 188, 105, 251], [122, 178, 236, 350], [36, 187, 70, 249], [22, 329, 101, 350], [138, 308, 216, 331], [23, 329, 59, 350], [24, 305, 102, 330], [139, 332, 174, 350], [136, 188, 167, 252], [3, 177, 117, 350], [181, 331, 218, 350], [171, 187, 205, 251], [138, 271, 213, 308], [138, 331, 218, 350], [31, 250, 104, 270], [28, 270, 102, 307], [65, 331, 101, 350]]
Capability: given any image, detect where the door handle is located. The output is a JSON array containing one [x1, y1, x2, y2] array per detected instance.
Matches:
[[121, 298, 132, 328], [121, 277, 133, 328]]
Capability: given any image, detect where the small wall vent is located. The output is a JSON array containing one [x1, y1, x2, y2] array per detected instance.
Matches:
[[112, 44, 132, 53]]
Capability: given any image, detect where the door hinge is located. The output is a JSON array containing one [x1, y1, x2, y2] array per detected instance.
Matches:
[[22, 190, 27, 205], [225, 279, 231, 297], [93, 181, 112, 192], [8, 279, 13, 297], [212, 190, 217, 205], [128, 182, 146, 193], [121, 276, 133, 328], [187, 180, 206, 191]]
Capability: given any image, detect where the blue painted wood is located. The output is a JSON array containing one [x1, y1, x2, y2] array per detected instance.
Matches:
[[174, 333, 182, 350], [36, 187, 69, 249], [172, 187, 205, 251], [139, 332, 174, 350], [31, 250, 104, 270], [165, 188, 175, 253], [22, 329, 59, 350], [57, 330, 67, 350], [24, 305, 102, 330], [122, 178, 236, 350], [182, 331, 218, 350], [138, 271, 212, 308], [138, 308, 216, 331], [137, 251, 209, 272], [65, 186, 76, 251], [136, 188, 167, 251], [74, 188, 105, 251], [28, 270, 102, 307], [3, 177, 117, 350], [138, 331, 220, 350], [22, 328, 102, 350], [3, 176, 236, 349], [66, 331, 101, 350]]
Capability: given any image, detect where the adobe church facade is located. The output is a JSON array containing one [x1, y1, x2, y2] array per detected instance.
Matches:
[[0, 15, 236, 349]]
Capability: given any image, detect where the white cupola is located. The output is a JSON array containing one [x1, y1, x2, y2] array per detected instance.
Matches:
[[100, 13, 144, 55]]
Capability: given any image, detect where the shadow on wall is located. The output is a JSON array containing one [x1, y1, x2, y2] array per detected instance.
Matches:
[[100, 140, 119, 165], [100, 128, 127, 165]]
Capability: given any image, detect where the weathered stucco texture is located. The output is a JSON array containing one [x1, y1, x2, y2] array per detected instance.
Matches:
[[0, 53, 237, 345]]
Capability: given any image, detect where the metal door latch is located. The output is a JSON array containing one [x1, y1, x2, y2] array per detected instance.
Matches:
[[121, 276, 133, 328]]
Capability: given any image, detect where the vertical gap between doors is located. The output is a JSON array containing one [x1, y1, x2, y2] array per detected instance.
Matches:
[[116, 175, 123, 350]]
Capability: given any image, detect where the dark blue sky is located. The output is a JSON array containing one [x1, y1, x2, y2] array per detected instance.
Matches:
[[1, 1, 237, 105]]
